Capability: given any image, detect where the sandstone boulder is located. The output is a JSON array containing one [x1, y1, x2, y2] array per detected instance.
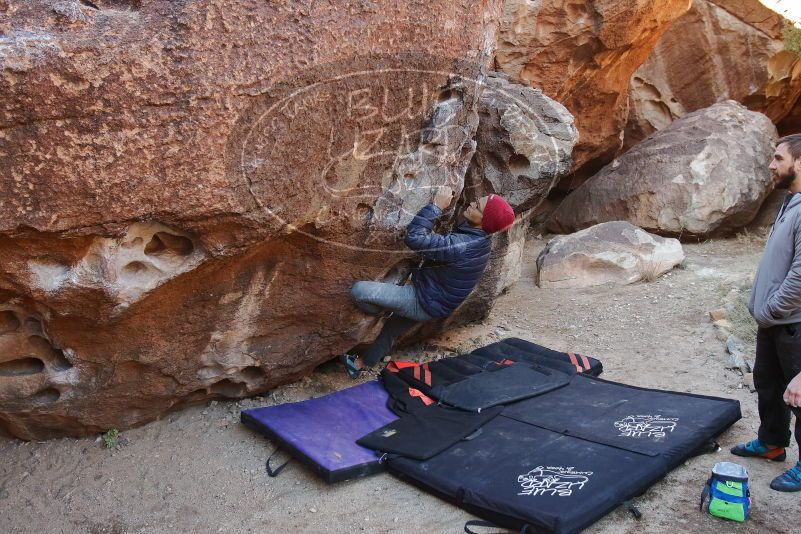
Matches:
[[442, 74, 579, 325], [712, 0, 801, 137], [747, 188, 787, 229], [625, 0, 786, 148], [535, 221, 685, 289], [0, 1, 580, 440], [0, 0, 516, 439], [750, 51, 801, 136], [496, 0, 691, 182], [466, 72, 579, 212], [547, 101, 778, 237]]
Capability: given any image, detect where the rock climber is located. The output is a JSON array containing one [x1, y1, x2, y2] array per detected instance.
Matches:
[[340, 185, 515, 378]]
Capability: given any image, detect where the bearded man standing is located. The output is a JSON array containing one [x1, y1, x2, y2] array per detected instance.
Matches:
[[732, 134, 801, 492]]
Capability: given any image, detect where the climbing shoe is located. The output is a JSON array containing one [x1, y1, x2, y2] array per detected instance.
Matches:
[[339, 354, 363, 380], [770, 461, 801, 492], [731, 439, 787, 462]]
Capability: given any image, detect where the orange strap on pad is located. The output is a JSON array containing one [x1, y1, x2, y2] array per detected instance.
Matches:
[[567, 352, 583, 373], [408, 388, 434, 405], [386, 360, 420, 373]]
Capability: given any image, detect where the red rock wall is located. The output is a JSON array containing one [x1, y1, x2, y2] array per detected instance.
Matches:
[[625, 0, 790, 148], [496, 0, 691, 184], [0, 0, 508, 439]]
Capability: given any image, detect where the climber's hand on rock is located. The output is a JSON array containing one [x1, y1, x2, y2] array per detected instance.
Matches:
[[433, 186, 454, 210]]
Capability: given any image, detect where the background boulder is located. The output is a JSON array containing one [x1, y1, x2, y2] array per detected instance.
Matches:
[[750, 51, 801, 136], [536, 221, 685, 289], [496, 0, 691, 183], [547, 101, 778, 237], [625, 0, 787, 148], [466, 72, 578, 212]]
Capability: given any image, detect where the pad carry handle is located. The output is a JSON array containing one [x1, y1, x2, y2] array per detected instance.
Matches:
[[464, 520, 534, 534], [265, 447, 292, 477], [622, 501, 642, 520], [692, 440, 721, 458]]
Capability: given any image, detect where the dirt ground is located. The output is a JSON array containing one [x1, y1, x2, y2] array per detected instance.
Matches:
[[1, 233, 799, 534]]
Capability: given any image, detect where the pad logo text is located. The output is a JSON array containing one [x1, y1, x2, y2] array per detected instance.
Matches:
[[614, 414, 678, 438], [517, 466, 593, 497]]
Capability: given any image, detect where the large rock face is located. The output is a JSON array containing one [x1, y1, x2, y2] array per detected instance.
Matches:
[[625, 0, 790, 148], [496, 0, 691, 182], [404, 74, 579, 342], [750, 51, 801, 136], [547, 101, 778, 237], [0, 1, 579, 440], [0, 0, 514, 439], [467, 72, 578, 211], [536, 221, 685, 288]]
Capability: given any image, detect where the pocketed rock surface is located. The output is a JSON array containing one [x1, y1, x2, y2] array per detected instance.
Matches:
[[1, 232, 796, 534], [496, 0, 690, 181], [624, 0, 788, 149], [3, 0, 580, 440]]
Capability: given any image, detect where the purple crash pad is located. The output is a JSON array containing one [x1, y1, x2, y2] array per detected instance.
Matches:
[[241, 380, 397, 483]]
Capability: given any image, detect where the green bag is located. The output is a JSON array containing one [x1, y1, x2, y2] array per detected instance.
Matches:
[[700, 462, 750, 522]]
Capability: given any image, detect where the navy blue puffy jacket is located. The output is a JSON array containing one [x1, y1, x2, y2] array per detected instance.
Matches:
[[404, 204, 492, 318]]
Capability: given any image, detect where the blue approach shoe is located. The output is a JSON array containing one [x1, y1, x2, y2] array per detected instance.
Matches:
[[731, 439, 787, 462], [339, 354, 362, 380], [770, 461, 801, 492]]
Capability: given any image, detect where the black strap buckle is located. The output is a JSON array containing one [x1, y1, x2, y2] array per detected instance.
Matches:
[[265, 447, 291, 477]]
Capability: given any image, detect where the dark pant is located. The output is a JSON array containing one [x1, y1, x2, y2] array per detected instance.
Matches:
[[350, 281, 433, 368], [755, 325, 801, 456], [362, 316, 418, 368]]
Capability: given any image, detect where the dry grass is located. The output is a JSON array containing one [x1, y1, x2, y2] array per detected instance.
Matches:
[[734, 228, 767, 250], [637, 258, 667, 283], [721, 282, 758, 346]]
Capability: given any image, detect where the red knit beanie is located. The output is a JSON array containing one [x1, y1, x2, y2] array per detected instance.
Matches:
[[481, 194, 515, 234]]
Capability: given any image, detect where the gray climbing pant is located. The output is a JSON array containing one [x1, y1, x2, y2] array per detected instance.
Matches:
[[350, 281, 433, 322], [350, 281, 434, 367]]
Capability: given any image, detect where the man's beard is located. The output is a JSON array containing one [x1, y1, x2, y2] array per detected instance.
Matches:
[[775, 168, 797, 189]]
